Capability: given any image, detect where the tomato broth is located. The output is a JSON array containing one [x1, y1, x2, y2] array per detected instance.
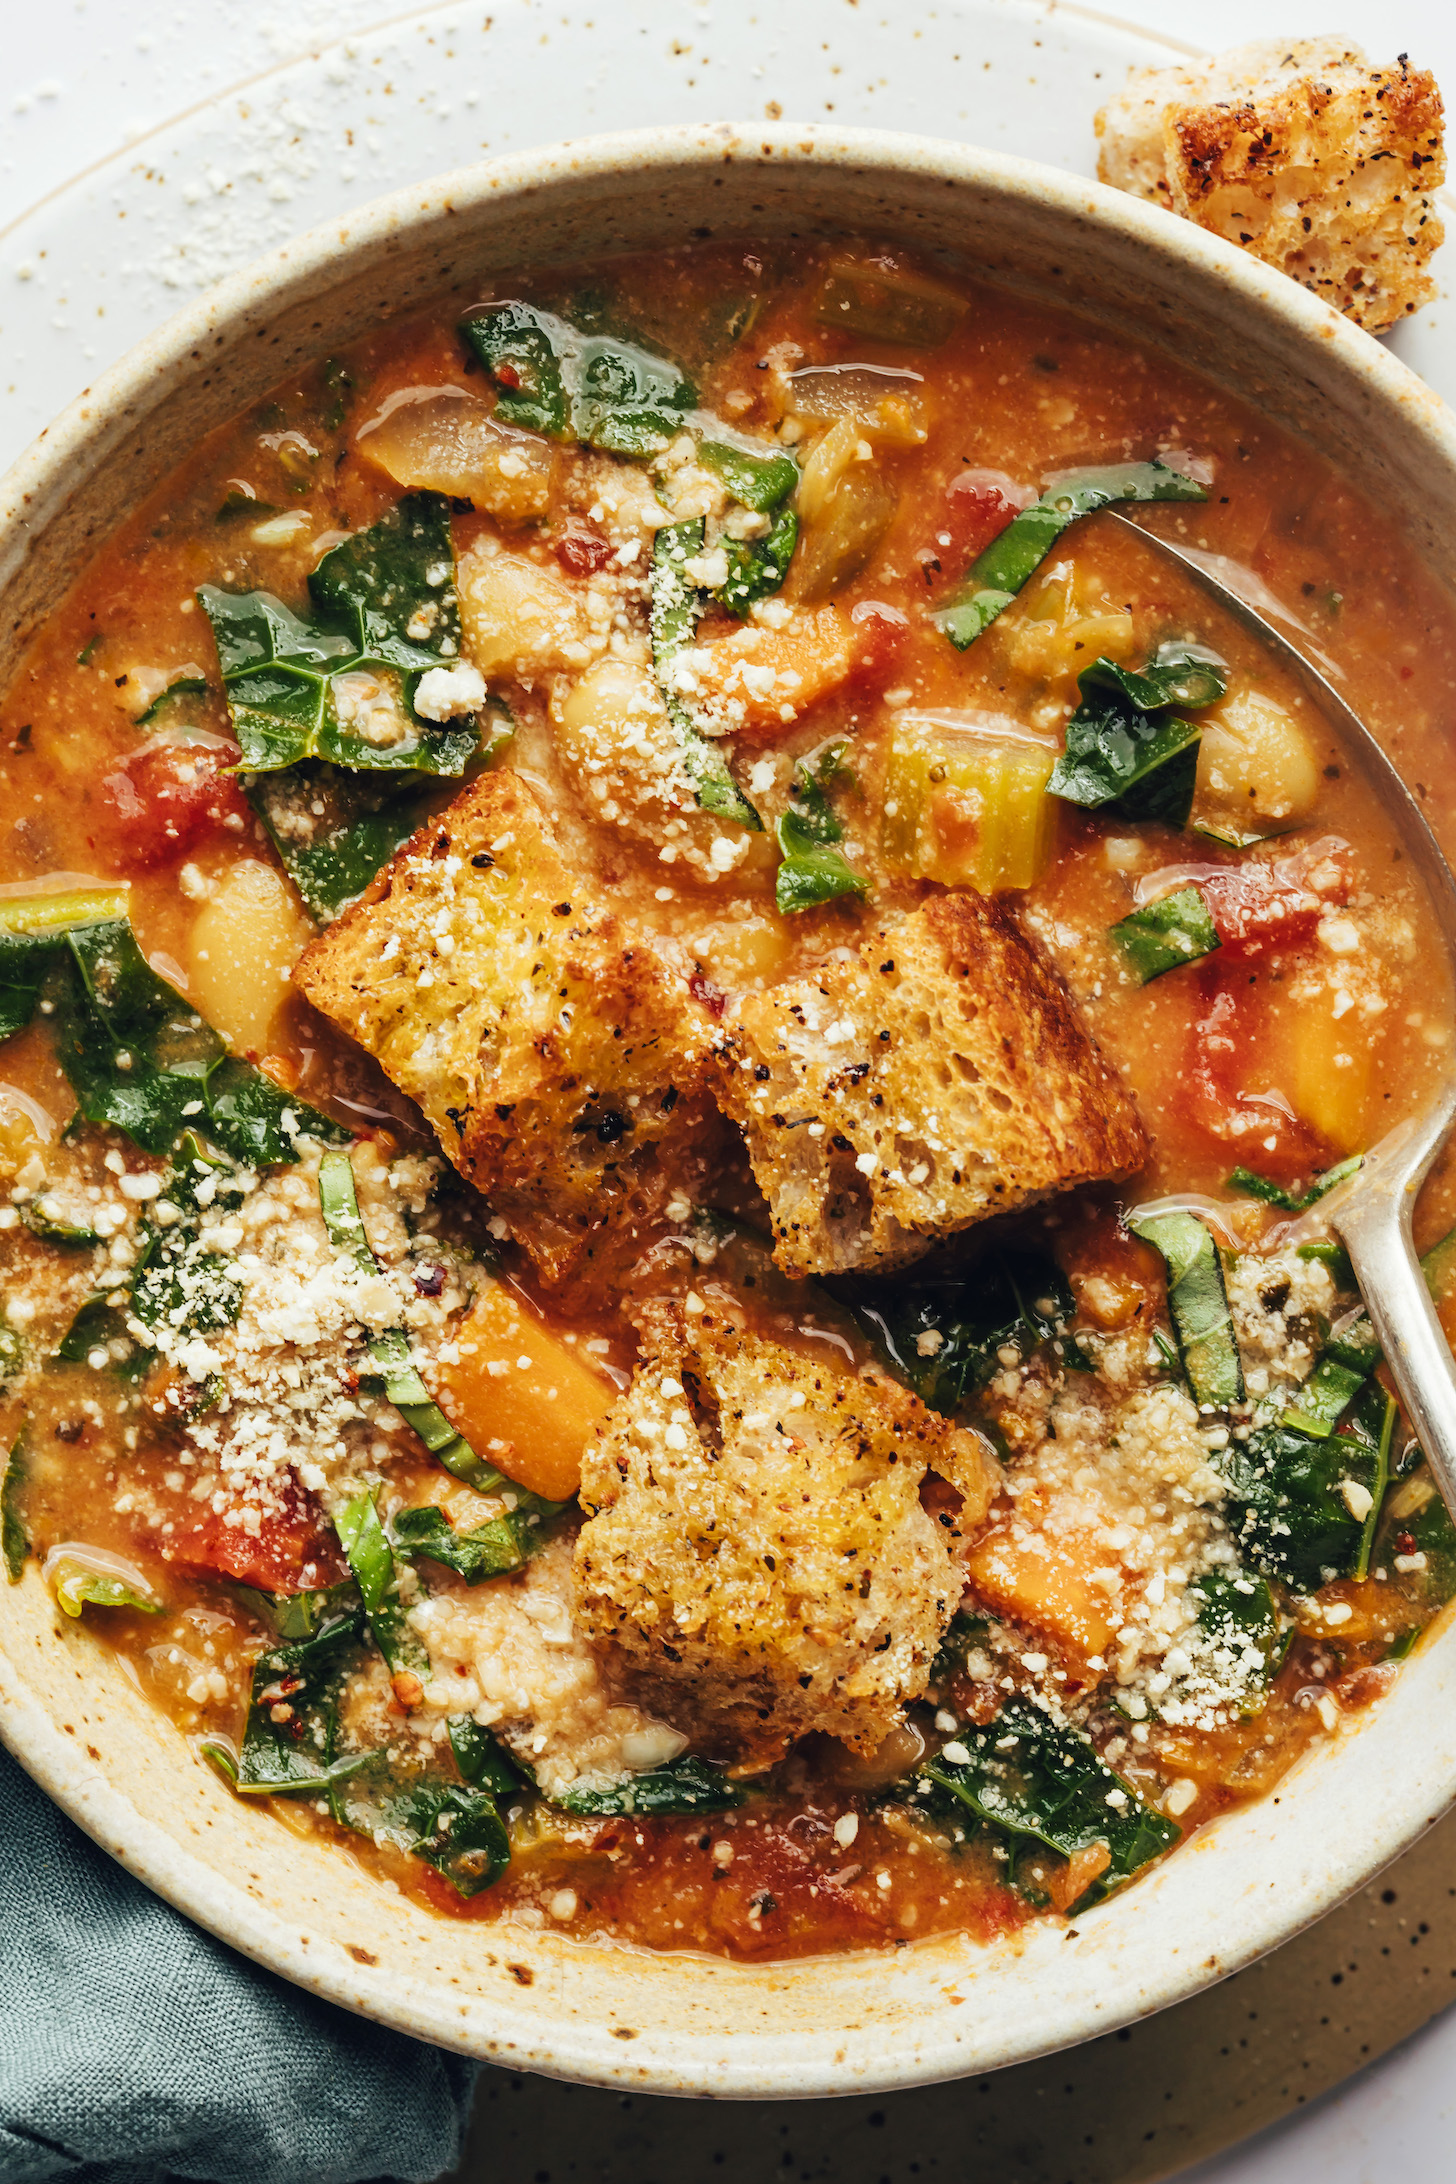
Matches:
[[3, 240, 1456, 1959]]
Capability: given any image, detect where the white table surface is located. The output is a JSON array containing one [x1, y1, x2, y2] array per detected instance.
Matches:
[[5, 4, 1456, 2178]]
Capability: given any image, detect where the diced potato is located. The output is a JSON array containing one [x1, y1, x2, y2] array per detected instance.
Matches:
[[358, 390, 556, 525], [1282, 993, 1371, 1155], [551, 660, 765, 878], [433, 1278, 616, 1504], [188, 860, 314, 1056], [691, 606, 856, 742], [810, 255, 969, 349], [964, 1520, 1120, 1667], [1195, 691, 1321, 827], [882, 712, 1058, 892], [456, 542, 589, 677]]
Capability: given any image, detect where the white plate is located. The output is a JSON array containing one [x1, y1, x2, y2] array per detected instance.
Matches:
[[2, 0, 1448, 476]]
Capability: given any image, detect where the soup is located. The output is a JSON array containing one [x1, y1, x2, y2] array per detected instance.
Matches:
[[3, 239, 1455, 1959]]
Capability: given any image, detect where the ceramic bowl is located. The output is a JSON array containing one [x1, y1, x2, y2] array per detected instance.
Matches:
[[3, 124, 1456, 2098]]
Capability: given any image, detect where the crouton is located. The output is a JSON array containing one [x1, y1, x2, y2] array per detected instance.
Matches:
[[573, 1309, 994, 1761], [1096, 39, 1445, 332], [713, 894, 1147, 1278], [292, 771, 718, 1280]]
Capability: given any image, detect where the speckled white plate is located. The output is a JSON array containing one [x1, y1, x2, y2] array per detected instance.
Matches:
[[4, 122, 1456, 2099], [0, 0, 1447, 477]]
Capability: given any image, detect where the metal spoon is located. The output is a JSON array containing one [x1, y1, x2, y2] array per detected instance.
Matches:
[[1106, 508, 1456, 1510]]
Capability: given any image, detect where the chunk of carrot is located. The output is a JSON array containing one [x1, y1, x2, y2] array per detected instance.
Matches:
[[693, 606, 855, 743], [433, 1280, 615, 1504], [964, 1520, 1119, 1670]]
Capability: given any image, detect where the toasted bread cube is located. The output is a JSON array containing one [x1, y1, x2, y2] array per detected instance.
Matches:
[[1096, 39, 1445, 333], [714, 895, 1147, 1277], [573, 1310, 994, 1761], [292, 772, 718, 1281]]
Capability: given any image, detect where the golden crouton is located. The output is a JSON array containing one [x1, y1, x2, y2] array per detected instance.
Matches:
[[1096, 39, 1445, 332], [713, 894, 1146, 1278], [292, 772, 718, 1280], [573, 1309, 994, 1761]]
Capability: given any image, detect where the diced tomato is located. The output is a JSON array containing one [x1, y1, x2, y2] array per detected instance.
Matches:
[[554, 521, 612, 577], [848, 598, 910, 685], [165, 1480, 343, 1593], [1184, 962, 1329, 1177], [915, 467, 1031, 594], [95, 740, 248, 873], [1146, 840, 1353, 965]]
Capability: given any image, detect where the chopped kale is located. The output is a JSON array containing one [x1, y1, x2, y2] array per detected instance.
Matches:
[[199, 494, 478, 776], [1130, 1210, 1244, 1409], [914, 1698, 1178, 1908], [330, 1750, 511, 1896], [840, 1249, 1086, 1416], [547, 1754, 743, 1816]]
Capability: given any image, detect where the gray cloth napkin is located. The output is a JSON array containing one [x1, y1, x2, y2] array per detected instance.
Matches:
[[0, 1748, 475, 2184]]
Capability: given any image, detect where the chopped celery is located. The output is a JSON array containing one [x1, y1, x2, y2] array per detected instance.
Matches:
[[881, 712, 1057, 893]]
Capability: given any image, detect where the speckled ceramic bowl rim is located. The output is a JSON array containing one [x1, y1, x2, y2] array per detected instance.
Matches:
[[4, 122, 1456, 2101]]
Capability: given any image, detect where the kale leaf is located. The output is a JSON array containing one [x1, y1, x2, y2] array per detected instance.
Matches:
[[934, 463, 1208, 651], [1110, 886, 1222, 983], [547, 1754, 743, 1816], [1048, 644, 1227, 828], [330, 1750, 511, 1896], [205, 1607, 367, 1794], [200, 494, 478, 776], [914, 1698, 1178, 1907], [841, 1250, 1086, 1416], [775, 739, 865, 915]]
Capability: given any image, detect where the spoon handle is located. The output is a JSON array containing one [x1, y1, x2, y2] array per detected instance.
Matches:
[[1338, 1181, 1456, 1515]]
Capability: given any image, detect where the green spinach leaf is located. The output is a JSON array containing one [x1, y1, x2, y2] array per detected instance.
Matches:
[[933, 461, 1207, 651]]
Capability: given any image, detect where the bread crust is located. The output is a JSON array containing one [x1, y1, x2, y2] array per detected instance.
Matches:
[[292, 770, 718, 1281], [1096, 39, 1445, 332], [712, 893, 1147, 1278]]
